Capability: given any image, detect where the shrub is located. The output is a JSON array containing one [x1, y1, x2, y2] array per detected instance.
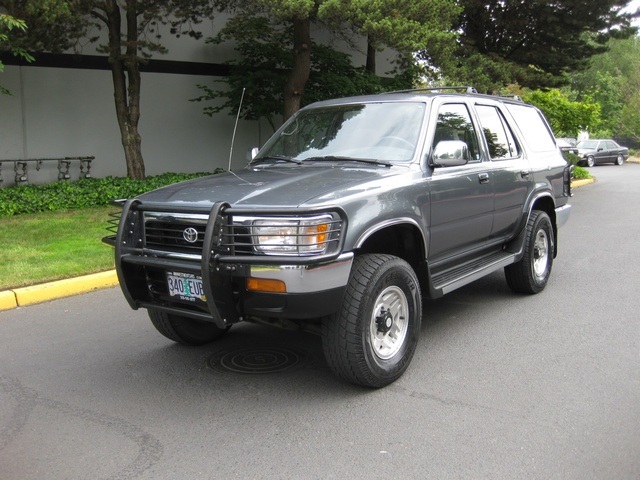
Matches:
[[0, 171, 223, 216], [563, 152, 581, 166], [572, 166, 591, 180]]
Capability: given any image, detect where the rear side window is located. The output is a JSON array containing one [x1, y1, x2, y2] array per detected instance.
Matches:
[[505, 104, 556, 153], [476, 105, 520, 159]]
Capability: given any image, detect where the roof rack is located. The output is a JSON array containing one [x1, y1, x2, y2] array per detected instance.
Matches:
[[382, 86, 478, 95], [497, 94, 524, 102]]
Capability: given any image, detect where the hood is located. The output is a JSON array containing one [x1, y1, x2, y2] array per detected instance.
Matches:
[[577, 147, 595, 154], [136, 163, 402, 209]]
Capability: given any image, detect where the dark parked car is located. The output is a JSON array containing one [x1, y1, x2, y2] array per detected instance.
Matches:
[[557, 138, 578, 156], [576, 139, 628, 166]]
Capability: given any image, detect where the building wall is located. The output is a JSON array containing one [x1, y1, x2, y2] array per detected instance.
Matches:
[[0, 63, 266, 186]]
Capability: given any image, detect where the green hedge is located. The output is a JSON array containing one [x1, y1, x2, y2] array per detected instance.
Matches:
[[0, 171, 222, 216]]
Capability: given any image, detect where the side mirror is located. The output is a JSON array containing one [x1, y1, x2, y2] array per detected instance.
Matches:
[[248, 147, 260, 161], [430, 140, 470, 167]]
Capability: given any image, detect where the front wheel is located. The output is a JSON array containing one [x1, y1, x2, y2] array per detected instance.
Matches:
[[586, 155, 595, 167], [148, 310, 230, 346], [321, 254, 422, 388], [505, 211, 554, 294]]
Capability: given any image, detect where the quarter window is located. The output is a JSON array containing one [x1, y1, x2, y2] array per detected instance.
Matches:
[[476, 105, 520, 159], [505, 104, 556, 153]]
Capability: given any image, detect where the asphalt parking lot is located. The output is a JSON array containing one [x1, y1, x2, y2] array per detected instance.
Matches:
[[1, 164, 639, 479]]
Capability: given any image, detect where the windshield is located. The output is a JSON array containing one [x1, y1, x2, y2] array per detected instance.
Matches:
[[577, 140, 598, 149], [256, 102, 426, 163]]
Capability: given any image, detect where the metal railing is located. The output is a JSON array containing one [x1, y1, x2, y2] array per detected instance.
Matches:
[[0, 156, 94, 186]]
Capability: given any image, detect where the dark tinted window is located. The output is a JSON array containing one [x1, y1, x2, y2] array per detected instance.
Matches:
[[433, 104, 481, 161], [476, 105, 520, 159], [505, 104, 556, 153]]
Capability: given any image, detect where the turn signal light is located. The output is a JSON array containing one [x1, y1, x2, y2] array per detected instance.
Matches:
[[247, 277, 286, 293]]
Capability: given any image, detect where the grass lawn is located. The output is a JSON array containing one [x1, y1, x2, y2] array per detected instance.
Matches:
[[0, 206, 116, 290]]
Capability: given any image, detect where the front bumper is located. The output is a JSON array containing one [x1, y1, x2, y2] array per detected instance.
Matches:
[[111, 200, 351, 328]]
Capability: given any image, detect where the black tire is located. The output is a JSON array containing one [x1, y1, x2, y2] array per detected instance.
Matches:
[[505, 211, 554, 294], [321, 254, 422, 388], [586, 155, 595, 167], [615, 154, 624, 166], [148, 310, 229, 346]]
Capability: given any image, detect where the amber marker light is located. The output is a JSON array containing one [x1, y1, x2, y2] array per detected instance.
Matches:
[[247, 277, 287, 293]]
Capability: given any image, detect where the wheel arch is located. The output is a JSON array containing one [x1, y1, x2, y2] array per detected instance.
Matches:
[[529, 194, 558, 257], [354, 219, 427, 269]]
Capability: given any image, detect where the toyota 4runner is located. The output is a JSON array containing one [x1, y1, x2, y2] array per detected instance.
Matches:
[[104, 87, 572, 388]]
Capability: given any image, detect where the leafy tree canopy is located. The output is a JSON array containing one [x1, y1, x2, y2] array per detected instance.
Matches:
[[571, 35, 640, 141], [318, 0, 460, 54], [204, 0, 459, 123], [192, 11, 399, 131], [437, 0, 638, 91], [519, 88, 601, 137], [1, 13, 30, 93]]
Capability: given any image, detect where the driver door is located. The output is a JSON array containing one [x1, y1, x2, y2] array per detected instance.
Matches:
[[428, 102, 494, 262]]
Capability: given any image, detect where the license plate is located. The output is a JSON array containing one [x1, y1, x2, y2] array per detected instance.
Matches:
[[166, 272, 206, 303]]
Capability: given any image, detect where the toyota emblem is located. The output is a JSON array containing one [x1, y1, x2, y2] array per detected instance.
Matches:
[[183, 227, 199, 243]]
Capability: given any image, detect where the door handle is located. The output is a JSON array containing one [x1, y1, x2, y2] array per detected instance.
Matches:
[[520, 170, 531, 178], [478, 173, 490, 184]]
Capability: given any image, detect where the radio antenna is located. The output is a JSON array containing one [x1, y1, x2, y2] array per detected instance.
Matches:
[[228, 87, 246, 172], [224, 87, 259, 186]]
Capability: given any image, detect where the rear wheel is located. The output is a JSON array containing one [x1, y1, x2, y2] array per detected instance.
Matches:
[[615, 154, 624, 166], [321, 254, 422, 388], [148, 310, 229, 346], [505, 211, 554, 294]]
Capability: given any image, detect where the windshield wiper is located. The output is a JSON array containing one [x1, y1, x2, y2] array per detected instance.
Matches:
[[251, 155, 303, 165], [303, 156, 393, 167]]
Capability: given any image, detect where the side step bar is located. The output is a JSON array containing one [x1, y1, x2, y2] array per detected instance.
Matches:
[[431, 251, 516, 296]]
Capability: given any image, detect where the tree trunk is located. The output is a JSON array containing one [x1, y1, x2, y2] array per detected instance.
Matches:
[[366, 37, 376, 74], [283, 17, 311, 121], [102, 0, 145, 180]]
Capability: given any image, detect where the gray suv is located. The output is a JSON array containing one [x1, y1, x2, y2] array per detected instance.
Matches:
[[106, 88, 572, 387]]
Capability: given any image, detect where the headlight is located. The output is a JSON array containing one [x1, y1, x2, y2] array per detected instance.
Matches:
[[252, 215, 333, 255]]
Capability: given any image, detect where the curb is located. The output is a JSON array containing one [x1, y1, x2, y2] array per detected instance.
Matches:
[[0, 270, 118, 312], [571, 178, 595, 188]]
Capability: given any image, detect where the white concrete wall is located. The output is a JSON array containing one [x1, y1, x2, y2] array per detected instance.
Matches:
[[0, 64, 264, 186]]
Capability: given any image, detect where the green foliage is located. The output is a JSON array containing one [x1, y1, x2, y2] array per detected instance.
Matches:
[[572, 166, 591, 180], [563, 152, 582, 167], [0, 12, 34, 94], [318, 0, 460, 53], [521, 89, 601, 137], [0, 171, 221, 216], [571, 36, 640, 141], [192, 11, 416, 128], [440, 0, 637, 91], [0, 2, 84, 56]]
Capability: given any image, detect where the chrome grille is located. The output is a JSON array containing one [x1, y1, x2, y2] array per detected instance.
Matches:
[[142, 211, 343, 257], [144, 213, 208, 254]]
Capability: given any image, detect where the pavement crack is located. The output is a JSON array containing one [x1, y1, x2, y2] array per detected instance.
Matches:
[[0, 375, 163, 480]]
